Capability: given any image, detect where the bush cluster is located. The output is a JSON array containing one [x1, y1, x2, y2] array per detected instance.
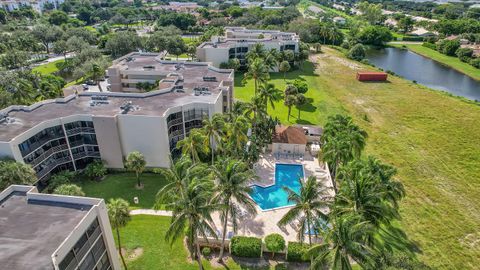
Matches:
[[230, 236, 262, 258], [286, 242, 310, 262]]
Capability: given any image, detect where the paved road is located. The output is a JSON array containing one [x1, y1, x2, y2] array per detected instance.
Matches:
[[130, 209, 173, 216]]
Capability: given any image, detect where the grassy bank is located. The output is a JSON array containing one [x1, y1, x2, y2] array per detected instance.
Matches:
[[235, 47, 480, 269], [390, 43, 480, 81]]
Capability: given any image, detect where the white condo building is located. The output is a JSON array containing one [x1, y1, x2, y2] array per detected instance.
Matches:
[[0, 52, 233, 187], [1, 0, 64, 12], [196, 27, 300, 67], [0, 185, 121, 270]]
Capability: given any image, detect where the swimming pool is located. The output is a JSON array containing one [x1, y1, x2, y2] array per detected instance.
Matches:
[[250, 164, 304, 210]]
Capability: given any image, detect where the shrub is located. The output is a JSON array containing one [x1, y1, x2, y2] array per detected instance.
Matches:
[[201, 247, 211, 257], [230, 236, 262, 258], [264, 233, 285, 258], [84, 160, 107, 181], [286, 242, 310, 262], [53, 184, 85, 196], [422, 42, 436, 50], [347, 44, 366, 61], [456, 48, 473, 62], [293, 79, 308, 94], [470, 58, 480, 69], [47, 170, 75, 192], [436, 39, 460, 56]]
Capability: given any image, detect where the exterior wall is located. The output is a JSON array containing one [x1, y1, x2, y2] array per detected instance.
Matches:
[[116, 115, 171, 168], [203, 47, 230, 67], [271, 143, 306, 155], [92, 116, 124, 169]]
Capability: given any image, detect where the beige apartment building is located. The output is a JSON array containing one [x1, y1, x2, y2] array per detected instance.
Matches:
[[196, 27, 300, 67], [0, 52, 234, 187], [0, 185, 120, 270]]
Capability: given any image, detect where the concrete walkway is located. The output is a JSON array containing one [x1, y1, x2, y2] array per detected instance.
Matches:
[[130, 209, 172, 216]]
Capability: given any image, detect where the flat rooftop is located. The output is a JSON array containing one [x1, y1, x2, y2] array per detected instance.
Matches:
[[0, 190, 93, 269], [0, 57, 233, 142]]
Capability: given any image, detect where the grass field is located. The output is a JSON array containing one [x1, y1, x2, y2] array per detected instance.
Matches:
[[235, 47, 480, 269], [32, 59, 65, 75], [118, 215, 294, 270], [390, 43, 480, 81], [80, 173, 167, 209]]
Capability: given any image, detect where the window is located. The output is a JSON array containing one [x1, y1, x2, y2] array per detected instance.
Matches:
[[59, 251, 76, 270], [92, 237, 106, 260], [78, 252, 95, 270], [73, 234, 90, 261]]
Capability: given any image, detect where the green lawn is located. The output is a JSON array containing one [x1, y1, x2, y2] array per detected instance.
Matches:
[[117, 215, 294, 270], [389, 43, 480, 81], [32, 59, 65, 75], [236, 47, 480, 269], [80, 173, 167, 209]]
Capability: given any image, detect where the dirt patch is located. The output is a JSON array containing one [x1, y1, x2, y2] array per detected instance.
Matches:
[[120, 247, 144, 262]]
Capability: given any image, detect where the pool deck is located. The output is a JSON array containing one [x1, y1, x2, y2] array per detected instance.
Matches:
[[209, 152, 334, 243]]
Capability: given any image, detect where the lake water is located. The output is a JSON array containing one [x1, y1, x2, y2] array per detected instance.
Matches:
[[365, 47, 480, 101]]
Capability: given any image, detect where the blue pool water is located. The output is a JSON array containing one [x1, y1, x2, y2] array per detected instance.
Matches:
[[250, 164, 304, 210]]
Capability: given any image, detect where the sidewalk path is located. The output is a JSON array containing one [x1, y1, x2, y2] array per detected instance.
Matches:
[[130, 209, 172, 216]]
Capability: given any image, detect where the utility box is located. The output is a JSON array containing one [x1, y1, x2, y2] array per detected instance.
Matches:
[[356, 72, 388, 81]]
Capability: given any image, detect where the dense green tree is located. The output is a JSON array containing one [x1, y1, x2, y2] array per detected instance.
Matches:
[[436, 39, 460, 56], [156, 12, 196, 30], [358, 1, 384, 25], [84, 160, 107, 181], [398, 16, 415, 33], [347, 44, 366, 61], [32, 25, 64, 54], [357, 26, 393, 46], [264, 234, 286, 258], [107, 198, 131, 270], [0, 50, 29, 70], [211, 158, 257, 261], [48, 10, 69, 25], [53, 40, 69, 61], [0, 159, 37, 190], [105, 31, 142, 58]]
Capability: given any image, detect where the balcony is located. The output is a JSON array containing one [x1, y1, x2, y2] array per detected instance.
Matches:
[[168, 129, 183, 138], [73, 151, 100, 160], [66, 127, 95, 136], [28, 144, 69, 167], [167, 118, 183, 128], [36, 156, 73, 179], [21, 133, 66, 157]]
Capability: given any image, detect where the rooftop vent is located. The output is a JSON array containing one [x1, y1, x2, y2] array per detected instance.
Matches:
[[175, 63, 185, 70], [143, 65, 155, 70], [0, 112, 15, 125], [193, 87, 211, 96], [120, 101, 139, 114], [126, 57, 134, 62], [90, 95, 109, 106], [203, 76, 217, 82]]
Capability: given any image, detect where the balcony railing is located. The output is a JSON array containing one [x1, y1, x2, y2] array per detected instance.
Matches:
[[36, 156, 73, 179], [72, 151, 100, 160], [66, 127, 95, 136], [167, 118, 183, 128], [168, 129, 183, 138], [28, 144, 69, 167], [21, 133, 66, 157]]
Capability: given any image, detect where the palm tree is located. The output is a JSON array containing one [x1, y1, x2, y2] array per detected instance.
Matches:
[[365, 156, 405, 208], [284, 94, 296, 121], [307, 214, 377, 270], [107, 198, 131, 270], [224, 115, 249, 157], [277, 176, 330, 245], [320, 137, 350, 192], [211, 158, 258, 262], [243, 58, 269, 94], [202, 114, 225, 165], [125, 151, 147, 188], [91, 63, 103, 92], [243, 96, 267, 127], [246, 43, 266, 63], [164, 177, 219, 270], [279, 61, 291, 81], [177, 129, 208, 163], [319, 24, 332, 44], [258, 83, 283, 110]]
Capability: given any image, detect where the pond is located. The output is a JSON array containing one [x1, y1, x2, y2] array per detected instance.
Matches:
[[365, 47, 480, 101]]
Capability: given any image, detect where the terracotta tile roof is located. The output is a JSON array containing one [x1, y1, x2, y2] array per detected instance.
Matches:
[[272, 125, 307, 145]]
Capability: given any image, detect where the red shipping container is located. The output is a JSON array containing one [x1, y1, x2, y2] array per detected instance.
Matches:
[[356, 72, 388, 81]]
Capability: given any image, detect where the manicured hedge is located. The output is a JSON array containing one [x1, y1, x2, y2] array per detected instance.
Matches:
[[230, 236, 262, 258], [286, 241, 310, 262]]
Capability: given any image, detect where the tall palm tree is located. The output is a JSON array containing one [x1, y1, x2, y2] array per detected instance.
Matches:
[[365, 156, 405, 208], [277, 176, 330, 245], [107, 198, 131, 270], [322, 115, 368, 159], [246, 43, 266, 63], [320, 137, 350, 192], [243, 58, 269, 94], [284, 94, 296, 121], [211, 158, 258, 262], [224, 115, 249, 157], [307, 214, 377, 270], [91, 63, 103, 92], [125, 151, 146, 188], [243, 96, 267, 127], [202, 114, 225, 165], [177, 129, 208, 163], [164, 177, 219, 270], [258, 83, 283, 110]]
